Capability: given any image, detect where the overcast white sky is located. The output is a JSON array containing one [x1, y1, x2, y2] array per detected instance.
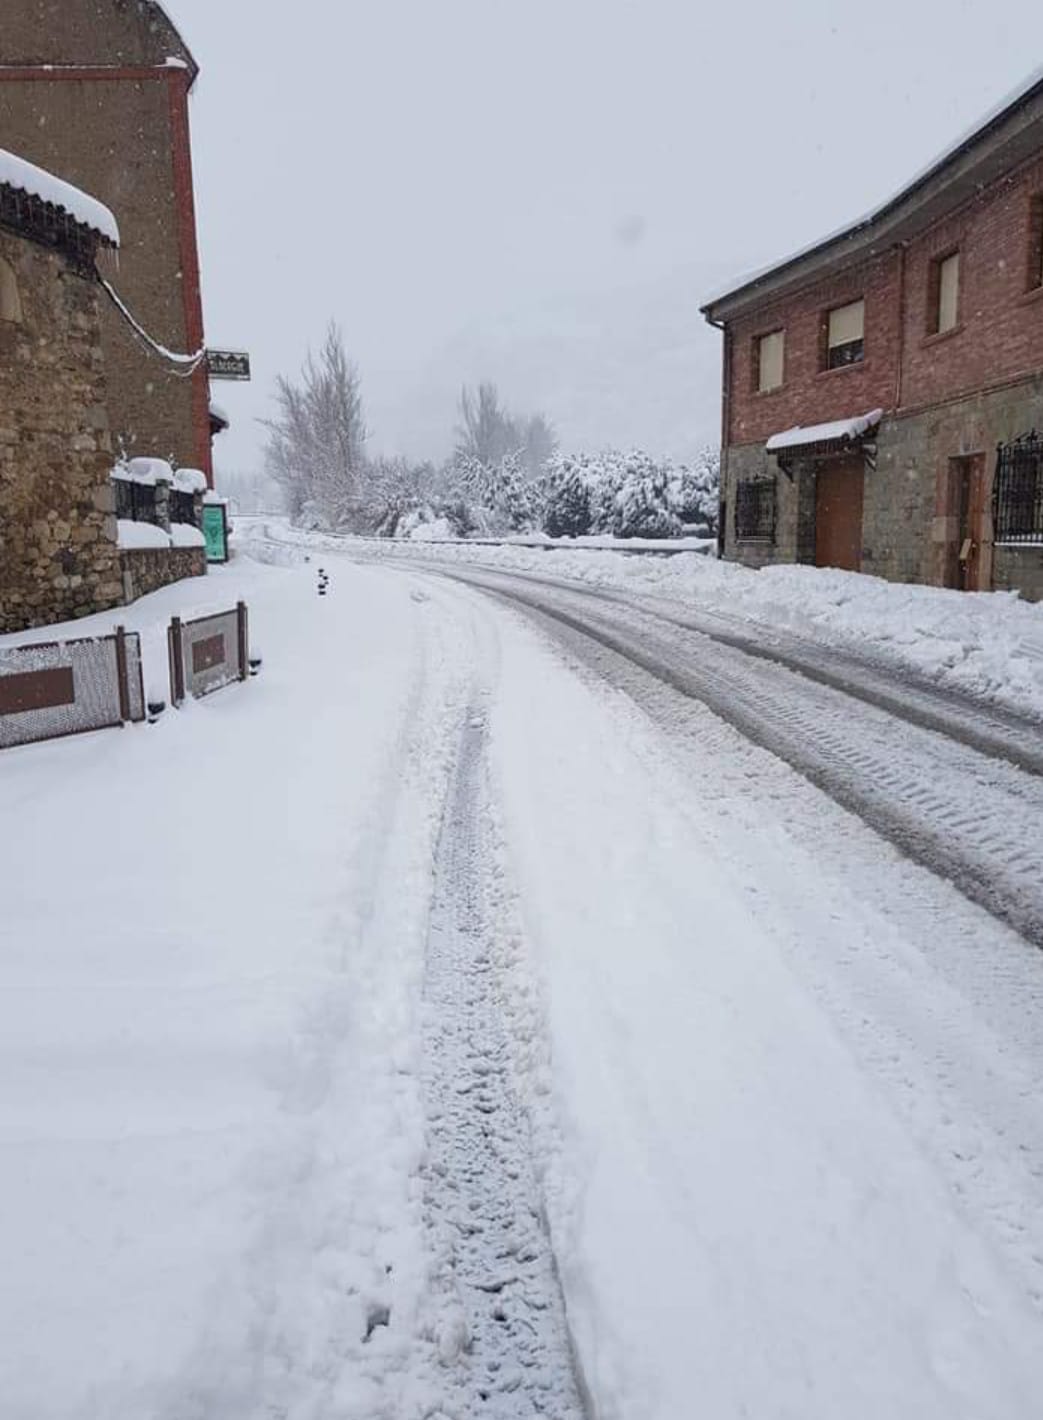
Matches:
[[172, 0, 1038, 476]]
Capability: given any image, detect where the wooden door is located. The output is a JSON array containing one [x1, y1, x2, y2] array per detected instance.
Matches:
[[815, 457, 864, 572], [945, 455, 988, 591]]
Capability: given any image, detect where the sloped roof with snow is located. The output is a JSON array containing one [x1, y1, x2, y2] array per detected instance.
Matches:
[[703, 65, 1043, 321], [0, 148, 119, 246]]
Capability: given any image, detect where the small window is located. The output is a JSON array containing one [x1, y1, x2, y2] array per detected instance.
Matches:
[[1028, 195, 1043, 291], [928, 251, 960, 334], [0, 257, 22, 324], [735, 478, 777, 541], [824, 298, 864, 369], [755, 330, 785, 392]]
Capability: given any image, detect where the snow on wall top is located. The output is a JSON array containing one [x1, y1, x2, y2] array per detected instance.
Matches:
[[173, 468, 208, 494], [766, 409, 883, 453], [703, 64, 1043, 314], [0, 148, 120, 247]]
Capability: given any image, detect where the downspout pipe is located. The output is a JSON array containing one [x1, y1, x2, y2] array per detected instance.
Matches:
[[707, 313, 730, 560]]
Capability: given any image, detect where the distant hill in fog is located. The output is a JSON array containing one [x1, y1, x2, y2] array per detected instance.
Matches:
[[365, 263, 726, 465]]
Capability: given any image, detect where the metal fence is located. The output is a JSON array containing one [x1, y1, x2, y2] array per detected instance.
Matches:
[[168, 602, 248, 705], [0, 628, 145, 751], [994, 433, 1043, 544]]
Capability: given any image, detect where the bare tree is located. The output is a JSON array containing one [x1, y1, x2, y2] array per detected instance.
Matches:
[[454, 382, 557, 477], [263, 324, 368, 528]]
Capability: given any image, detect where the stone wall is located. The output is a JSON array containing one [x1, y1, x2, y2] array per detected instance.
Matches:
[[121, 545, 206, 603], [0, 228, 124, 633], [994, 547, 1043, 601], [723, 376, 1043, 600]]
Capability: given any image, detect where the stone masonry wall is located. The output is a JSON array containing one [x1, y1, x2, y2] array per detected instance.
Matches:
[[120, 545, 205, 603], [0, 228, 123, 633], [723, 376, 1043, 600]]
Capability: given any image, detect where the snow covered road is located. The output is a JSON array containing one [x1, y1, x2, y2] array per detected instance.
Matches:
[[4, 540, 1043, 1418]]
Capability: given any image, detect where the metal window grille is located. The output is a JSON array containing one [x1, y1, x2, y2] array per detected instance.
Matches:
[[170, 489, 197, 526], [735, 478, 777, 541], [994, 433, 1043, 544], [114, 479, 159, 523]]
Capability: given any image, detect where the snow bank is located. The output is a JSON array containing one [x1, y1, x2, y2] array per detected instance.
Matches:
[[117, 519, 170, 551], [0, 147, 120, 245], [170, 522, 204, 549]]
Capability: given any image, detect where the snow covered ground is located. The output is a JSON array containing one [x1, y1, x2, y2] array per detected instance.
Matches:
[[4, 533, 1043, 1418], [260, 521, 1043, 720]]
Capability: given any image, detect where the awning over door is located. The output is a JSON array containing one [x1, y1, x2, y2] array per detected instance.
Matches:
[[766, 408, 883, 457]]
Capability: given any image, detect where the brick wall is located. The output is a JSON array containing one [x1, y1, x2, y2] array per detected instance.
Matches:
[[0, 229, 123, 633], [725, 155, 1043, 451], [900, 156, 1043, 409], [1, 0, 210, 477], [727, 251, 901, 446]]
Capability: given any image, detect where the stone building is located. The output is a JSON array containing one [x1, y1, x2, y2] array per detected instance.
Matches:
[[0, 0, 212, 481], [0, 150, 124, 633], [702, 69, 1043, 601]]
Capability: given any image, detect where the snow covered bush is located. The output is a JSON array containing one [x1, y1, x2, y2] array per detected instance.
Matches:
[[540, 449, 690, 539], [608, 452, 683, 539], [542, 454, 594, 538], [668, 447, 720, 537]]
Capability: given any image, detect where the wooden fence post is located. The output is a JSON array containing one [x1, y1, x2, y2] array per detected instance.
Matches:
[[114, 625, 131, 723], [236, 601, 249, 682], [169, 616, 186, 706]]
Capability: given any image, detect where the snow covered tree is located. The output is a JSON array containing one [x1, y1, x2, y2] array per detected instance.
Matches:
[[263, 325, 368, 529], [610, 452, 683, 539], [542, 453, 593, 537], [669, 447, 720, 537]]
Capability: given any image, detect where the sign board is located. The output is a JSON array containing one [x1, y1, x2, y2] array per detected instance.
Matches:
[[202, 502, 229, 564], [206, 349, 251, 381]]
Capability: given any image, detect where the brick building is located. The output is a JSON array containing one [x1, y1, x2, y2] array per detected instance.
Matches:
[[702, 70, 1043, 601], [0, 150, 124, 633], [0, 0, 212, 481]]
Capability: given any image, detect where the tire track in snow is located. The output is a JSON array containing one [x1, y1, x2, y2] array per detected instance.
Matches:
[[460, 578, 1043, 949], [421, 705, 589, 1419], [420, 561, 1043, 777]]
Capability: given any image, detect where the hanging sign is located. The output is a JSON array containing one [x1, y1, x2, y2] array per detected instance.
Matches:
[[206, 349, 251, 381]]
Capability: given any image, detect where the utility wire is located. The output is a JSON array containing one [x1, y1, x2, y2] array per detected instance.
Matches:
[[98, 276, 206, 377]]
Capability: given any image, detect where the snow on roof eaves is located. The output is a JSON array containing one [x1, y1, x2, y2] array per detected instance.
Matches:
[[766, 409, 883, 454], [703, 63, 1043, 316], [0, 148, 119, 246]]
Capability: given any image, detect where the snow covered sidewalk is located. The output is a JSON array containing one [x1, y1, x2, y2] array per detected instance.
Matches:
[[0, 556, 478, 1417]]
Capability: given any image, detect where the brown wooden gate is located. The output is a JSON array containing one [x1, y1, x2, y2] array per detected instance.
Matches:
[[815, 456, 865, 571]]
